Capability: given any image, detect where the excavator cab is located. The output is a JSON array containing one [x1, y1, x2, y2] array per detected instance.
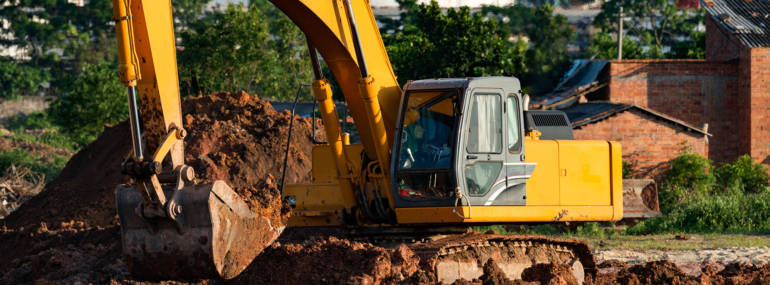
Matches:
[[392, 77, 531, 211]]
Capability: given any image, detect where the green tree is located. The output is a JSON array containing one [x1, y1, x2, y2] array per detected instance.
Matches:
[[48, 62, 127, 146], [0, 0, 116, 95], [177, 3, 311, 99], [482, 4, 575, 94], [591, 0, 705, 59], [585, 32, 645, 59], [0, 58, 51, 99], [172, 0, 208, 34], [382, 2, 527, 86]]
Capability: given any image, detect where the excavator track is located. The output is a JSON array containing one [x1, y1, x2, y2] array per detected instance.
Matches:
[[408, 233, 595, 284], [283, 227, 596, 283]]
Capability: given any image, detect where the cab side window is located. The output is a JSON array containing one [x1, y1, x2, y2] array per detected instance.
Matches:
[[507, 96, 521, 153], [466, 93, 502, 153]]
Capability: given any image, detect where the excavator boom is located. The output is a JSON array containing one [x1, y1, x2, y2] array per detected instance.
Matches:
[[111, 0, 403, 280]]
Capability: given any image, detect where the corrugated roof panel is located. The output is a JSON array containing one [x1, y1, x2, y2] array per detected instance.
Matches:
[[702, 0, 770, 48]]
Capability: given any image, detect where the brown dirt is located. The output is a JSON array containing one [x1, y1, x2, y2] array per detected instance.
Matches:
[[589, 260, 770, 285], [232, 237, 420, 284], [0, 91, 321, 283]]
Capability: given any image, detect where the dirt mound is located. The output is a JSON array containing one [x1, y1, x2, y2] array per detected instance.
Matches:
[[233, 237, 420, 284], [0, 91, 321, 282], [0, 225, 126, 284], [591, 260, 770, 285], [182, 91, 319, 199], [1, 121, 131, 232], [3, 91, 320, 231]]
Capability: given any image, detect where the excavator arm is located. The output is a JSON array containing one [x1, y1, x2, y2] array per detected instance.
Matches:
[[111, 0, 404, 280]]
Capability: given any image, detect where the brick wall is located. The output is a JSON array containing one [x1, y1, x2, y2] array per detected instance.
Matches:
[[606, 60, 740, 163], [705, 16, 741, 62], [747, 48, 770, 165], [573, 109, 708, 178]]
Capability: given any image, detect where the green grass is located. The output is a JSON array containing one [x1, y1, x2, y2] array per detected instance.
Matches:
[[581, 234, 770, 251], [0, 149, 69, 182], [8, 131, 79, 151], [474, 223, 770, 251]]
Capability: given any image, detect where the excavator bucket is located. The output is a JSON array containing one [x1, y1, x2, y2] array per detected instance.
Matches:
[[115, 180, 284, 280], [622, 179, 662, 219]]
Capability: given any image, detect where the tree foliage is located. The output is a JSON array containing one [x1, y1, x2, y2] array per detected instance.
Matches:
[[482, 4, 575, 94], [382, 2, 527, 86], [590, 0, 705, 59], [172, 0, 208, 34], [48, 62, 127, 146], [0, 0, 117, 95], [586, 32, 646, 60], [177, 3, 312, 100], [0, 57, 51, 99]]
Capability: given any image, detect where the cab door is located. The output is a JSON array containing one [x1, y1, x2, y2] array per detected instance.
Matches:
[[460, 89, 507, 206], [497, 94, 532, 206]]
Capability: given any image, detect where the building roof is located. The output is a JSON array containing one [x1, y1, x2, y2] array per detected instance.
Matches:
[[531, 59, 608, 110], [563, 102, 712, 136], [701, 0, 770, 48]]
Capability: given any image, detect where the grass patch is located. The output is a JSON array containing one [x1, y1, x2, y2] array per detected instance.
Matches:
[[0, 149, 68, 182], [3, 111, 79, 151], [581, 234, 770, 251]]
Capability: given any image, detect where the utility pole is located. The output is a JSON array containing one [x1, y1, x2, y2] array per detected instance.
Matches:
[[617, 5, 623, 60]]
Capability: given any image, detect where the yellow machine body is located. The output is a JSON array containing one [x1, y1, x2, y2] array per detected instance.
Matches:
[[287, 138, 623, 227]]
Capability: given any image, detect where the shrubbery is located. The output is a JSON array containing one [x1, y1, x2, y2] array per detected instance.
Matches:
[[629, 148, 770, 234], [628, 191, 770, 234], [658, 146, 715, 212], [48, 62, 127, 147]]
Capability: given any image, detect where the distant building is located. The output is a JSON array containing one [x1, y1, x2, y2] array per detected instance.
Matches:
[[537, 0, 770, 177]]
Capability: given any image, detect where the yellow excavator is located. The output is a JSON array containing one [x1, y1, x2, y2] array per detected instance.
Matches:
[[110, 0, 659, 282]]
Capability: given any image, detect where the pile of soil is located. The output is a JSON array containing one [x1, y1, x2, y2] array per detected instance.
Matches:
[[2, 91, 321, 230], [591, 260, 770, 285], [0, 91, 322, 283], [233, 237, 420, 284]]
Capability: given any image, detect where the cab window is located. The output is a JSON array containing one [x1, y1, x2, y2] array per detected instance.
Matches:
[[466, 93, 502, 153], [507, 96, 521, 153]]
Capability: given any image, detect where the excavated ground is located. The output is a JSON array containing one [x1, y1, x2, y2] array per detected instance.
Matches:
[[2, 92, 770, 284]]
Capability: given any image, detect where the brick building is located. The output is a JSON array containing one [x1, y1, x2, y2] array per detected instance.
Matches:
[[546, 0, 770, 177]]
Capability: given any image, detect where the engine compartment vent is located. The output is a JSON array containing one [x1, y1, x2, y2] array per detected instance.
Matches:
[[524, 110, 574, 140]]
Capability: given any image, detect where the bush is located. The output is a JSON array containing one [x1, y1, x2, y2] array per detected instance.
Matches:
[[627, 191, 770, 234], [715, 155, 769, 194], [4, 111, 55, 131], [628, 151, 770, 234], [658, 146, 715, 213], [48, 62, 127, 147], [0, 58, 50, 99]]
